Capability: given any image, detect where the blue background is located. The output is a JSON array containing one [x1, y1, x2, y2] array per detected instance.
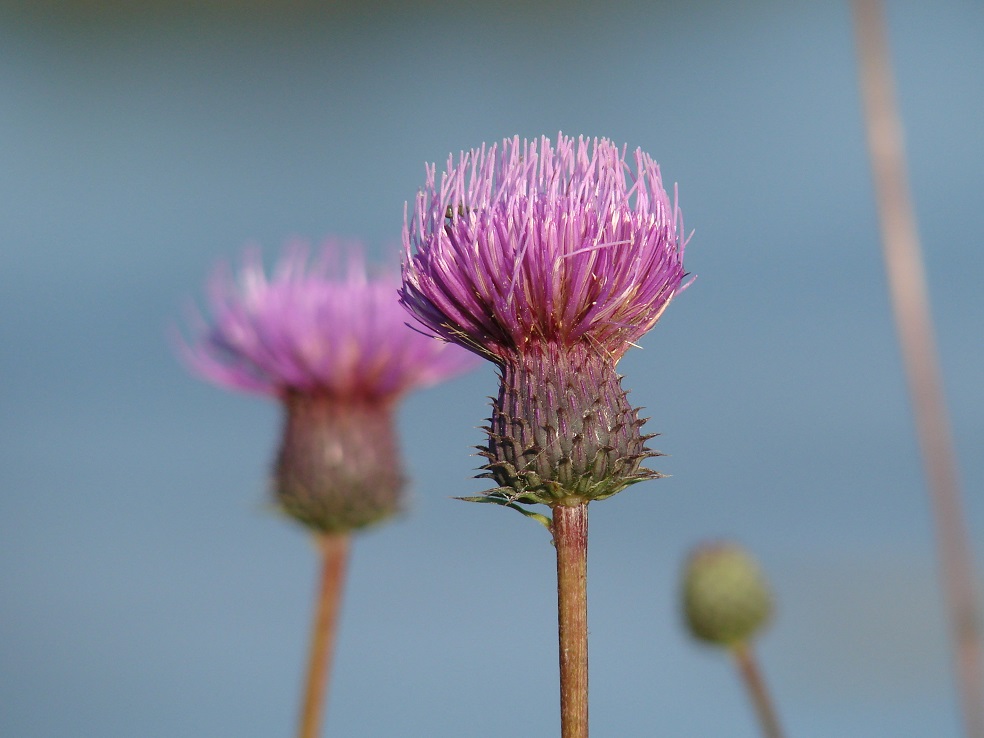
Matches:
[[1, 1, 981, 735]]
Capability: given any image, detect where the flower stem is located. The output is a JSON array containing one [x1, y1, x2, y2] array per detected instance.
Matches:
[[732, 643, 784, 738], [297, 533, 351, 738], [852, 2, 984, 736], [553, 503, 589, 738]]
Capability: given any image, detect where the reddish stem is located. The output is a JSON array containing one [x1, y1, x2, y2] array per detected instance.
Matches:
[[297, 533, 351, 738], [553, 503, 589, 738], [852, 2, 984, 735], [733, 643, 784, 738]]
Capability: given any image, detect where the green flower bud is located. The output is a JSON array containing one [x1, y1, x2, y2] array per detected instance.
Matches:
[[682, 543, 773, 647]]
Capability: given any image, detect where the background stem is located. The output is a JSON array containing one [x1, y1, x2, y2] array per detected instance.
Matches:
[[297, 533, 351, 738], [553, 503, 589, 738], [851, 2, 984, 736], [733, 643, 784, 738]]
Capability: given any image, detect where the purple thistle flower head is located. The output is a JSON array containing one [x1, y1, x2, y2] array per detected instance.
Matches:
[[178, 240, 476, 533], [400, 135, 691, 510], [401, 133, 688, 363], [181, 241, 475, 400]]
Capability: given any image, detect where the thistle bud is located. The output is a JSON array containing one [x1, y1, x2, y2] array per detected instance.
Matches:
[[682, 543, 773, 647]]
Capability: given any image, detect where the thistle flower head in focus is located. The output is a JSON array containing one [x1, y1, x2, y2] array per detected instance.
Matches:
[[401, 133, 688, 363], [400, 134, 690, 511], [179, 241, 476, 533]]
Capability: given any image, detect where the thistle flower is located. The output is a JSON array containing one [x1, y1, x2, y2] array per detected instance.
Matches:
[[179, 240, 475, 737], [180, 241, 475, 533], [401, 134, 689, 509]]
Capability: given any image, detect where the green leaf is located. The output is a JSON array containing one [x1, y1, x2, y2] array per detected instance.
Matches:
[[454, 493, 552, 530]]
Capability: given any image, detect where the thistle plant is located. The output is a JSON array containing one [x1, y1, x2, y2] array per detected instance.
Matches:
[[682, 543, 784, 738], [401, 134, 688, 737], [179, 242, 474, 738]]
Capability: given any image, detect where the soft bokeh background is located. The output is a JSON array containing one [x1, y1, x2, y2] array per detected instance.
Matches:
[[2, 1, 981, 735]]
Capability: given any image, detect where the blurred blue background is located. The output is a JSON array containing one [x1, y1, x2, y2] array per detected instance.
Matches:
[[1, 1, 981, 735]]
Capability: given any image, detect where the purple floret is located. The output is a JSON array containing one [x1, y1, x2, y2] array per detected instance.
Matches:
[[401, 133, 689, 362], [179, 241, 476, 399]]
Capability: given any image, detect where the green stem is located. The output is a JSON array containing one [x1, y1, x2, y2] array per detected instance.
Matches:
[[297, 533, 351, 738], [553, 503, 589, 738], [733, 643, 784, 738]]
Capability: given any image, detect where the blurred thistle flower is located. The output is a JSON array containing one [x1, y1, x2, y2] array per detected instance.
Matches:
[[178, 240, 475, 737], [179, 241, 476, 533], [682, 542, 773, 647], [401, 133, 689, 510]]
